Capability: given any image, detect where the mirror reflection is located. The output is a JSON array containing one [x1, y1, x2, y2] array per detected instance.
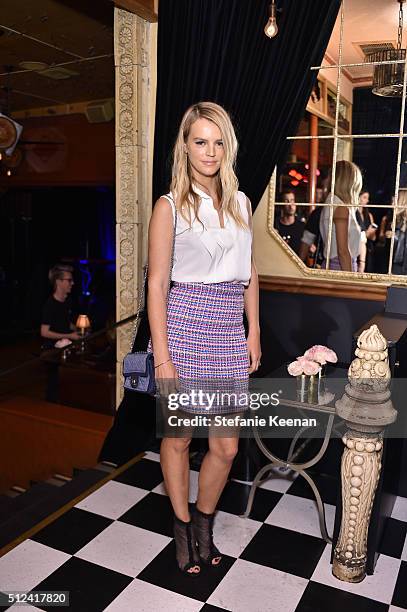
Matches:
[[391, 199, 407, 275], [274, 132, 402, 274], [274, 168, 405, 275], [275, 108, 403, 276], [272, 0, 407, 277]]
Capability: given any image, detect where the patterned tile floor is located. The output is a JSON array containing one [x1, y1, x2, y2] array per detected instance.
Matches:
[[0, 452, 406, 612]]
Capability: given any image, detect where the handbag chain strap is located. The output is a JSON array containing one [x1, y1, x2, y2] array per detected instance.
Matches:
[[129, 196, 177, 350]]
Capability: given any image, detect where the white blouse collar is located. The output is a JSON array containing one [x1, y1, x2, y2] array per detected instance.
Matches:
[[191, 184, 212, 200]]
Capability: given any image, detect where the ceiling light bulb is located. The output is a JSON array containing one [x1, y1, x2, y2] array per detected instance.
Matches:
[[0, 152, 2, 160], [6, 169, 11, 176], [264, 17, 278, 38], [264, 2, 279, 38]]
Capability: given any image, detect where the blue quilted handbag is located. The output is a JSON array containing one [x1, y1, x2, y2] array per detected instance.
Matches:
[[123, 351, 156, 395], [123, 197, 177, 396]]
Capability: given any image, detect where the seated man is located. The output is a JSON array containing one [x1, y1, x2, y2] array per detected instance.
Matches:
[[41, 264, 80, 347], [41, 264, 80, 402]]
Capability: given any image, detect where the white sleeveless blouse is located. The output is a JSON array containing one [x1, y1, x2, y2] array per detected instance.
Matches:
[[163, 186, 252, 286], [319, 193, 362, 259]]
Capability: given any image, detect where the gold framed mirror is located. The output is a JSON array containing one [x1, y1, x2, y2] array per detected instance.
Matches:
[[267, 0, 407, 285]]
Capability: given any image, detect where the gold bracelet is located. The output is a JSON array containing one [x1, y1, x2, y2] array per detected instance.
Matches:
[[154, 358, 171, 369]]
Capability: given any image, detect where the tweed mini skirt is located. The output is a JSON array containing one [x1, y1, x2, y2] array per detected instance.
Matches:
[[148, 281, 249, 415], [321, 256, 357, 272]]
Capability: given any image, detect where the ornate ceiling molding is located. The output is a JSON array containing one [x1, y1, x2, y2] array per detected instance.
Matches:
[[113, 0, 157, 23]]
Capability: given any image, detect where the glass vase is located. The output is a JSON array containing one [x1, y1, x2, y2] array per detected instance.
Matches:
[[296, 373, 321, 403]]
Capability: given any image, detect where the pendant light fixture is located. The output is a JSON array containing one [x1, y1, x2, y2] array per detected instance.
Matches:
[[264, 1, 278, 39], [368, 0, 406, 97]]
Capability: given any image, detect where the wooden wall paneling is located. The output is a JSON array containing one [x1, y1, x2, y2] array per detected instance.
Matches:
[[259, 275, 388, 303], [0, 397, 113, 492]]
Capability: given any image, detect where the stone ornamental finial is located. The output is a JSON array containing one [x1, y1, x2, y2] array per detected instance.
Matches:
[[348, 324, 390, 389]]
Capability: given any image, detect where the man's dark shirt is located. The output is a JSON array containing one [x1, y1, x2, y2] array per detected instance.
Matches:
[[42, 296, 72, 335], [276, 218, 305, 254], [302, 207, 324, 265], [305, 206, 322, 236]]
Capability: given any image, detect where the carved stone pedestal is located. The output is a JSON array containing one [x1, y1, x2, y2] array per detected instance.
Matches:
[[333, 325, 397, 582], [333, 429, 383, 582]]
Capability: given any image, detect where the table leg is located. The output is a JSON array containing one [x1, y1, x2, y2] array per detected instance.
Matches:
[[332, 431, 383, 582], [240, 415, 335, 542]]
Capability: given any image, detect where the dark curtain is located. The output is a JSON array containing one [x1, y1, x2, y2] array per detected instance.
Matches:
[[153, 0, 341, 209]]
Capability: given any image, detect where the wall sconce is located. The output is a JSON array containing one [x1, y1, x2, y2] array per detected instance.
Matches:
[[264, 0, 279, 38]]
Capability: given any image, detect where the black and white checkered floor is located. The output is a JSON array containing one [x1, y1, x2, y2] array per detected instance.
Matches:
[[0, 452, 406, 612]]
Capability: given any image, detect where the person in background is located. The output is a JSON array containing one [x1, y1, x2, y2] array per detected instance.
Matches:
[[377, 193, 407, 273], [376, 200, 395, 274], [315, 186, 325, 204], [298, 187, 326, 266], [357, 190, 377, 273], [41, 264, 80, 402], [41, 265, 80, 345], [319, 160, 364, 272], [275, 191, 305, 255], [392, 191, 407, 275]]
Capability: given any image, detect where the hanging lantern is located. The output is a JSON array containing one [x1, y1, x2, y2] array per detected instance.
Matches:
[[367, 0, 406, 97]]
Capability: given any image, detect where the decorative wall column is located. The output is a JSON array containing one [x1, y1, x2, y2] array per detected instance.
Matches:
[[114, 8, 156, 404], [333, 324, 397, 582]]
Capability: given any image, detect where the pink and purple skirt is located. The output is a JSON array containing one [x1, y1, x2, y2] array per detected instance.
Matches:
[[321, 257, 357, 272], [148, 281, 249, 414]]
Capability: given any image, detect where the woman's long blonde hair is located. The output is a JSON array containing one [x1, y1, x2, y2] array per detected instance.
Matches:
[[334, 160, 363, 208], [170, 102, 248, 228]]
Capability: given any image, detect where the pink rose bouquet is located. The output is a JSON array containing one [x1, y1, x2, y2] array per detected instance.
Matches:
[[287, 356, 321, 376], [288, 345, 337, 377], [303, 345, 337, 366], [287, 360, 304, 376]]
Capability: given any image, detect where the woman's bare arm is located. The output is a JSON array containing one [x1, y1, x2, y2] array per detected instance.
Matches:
[[40, 324, 80, 341], [147, 197, 178, 383], [378, 216, 387, 242], [243, 197, 261, 373], [244, 258, 260, 332], [333, 206, 352, 271], [364, 211, 377, 241], [358, 238, 367, 273]]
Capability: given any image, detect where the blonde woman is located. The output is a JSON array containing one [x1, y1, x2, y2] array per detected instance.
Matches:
[[319, 160, 364, 272], [147, 102, 261, 576]]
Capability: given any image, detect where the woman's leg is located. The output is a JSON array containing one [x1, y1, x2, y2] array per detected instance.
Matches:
[[160, 436, 192, 522], [194, 434, 239, 565], [161, 436, 201, 574], [196, 435, 239, 513]]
